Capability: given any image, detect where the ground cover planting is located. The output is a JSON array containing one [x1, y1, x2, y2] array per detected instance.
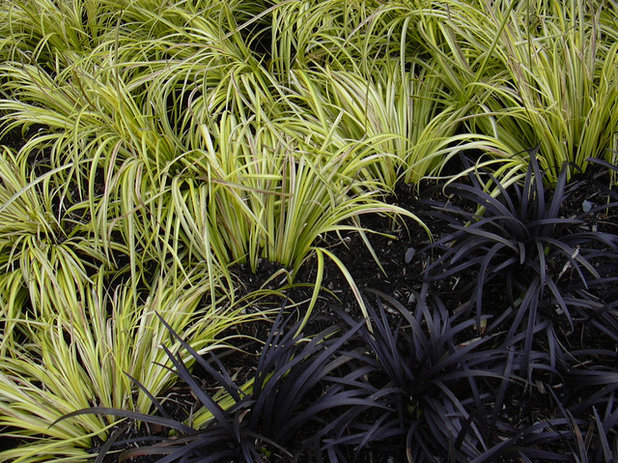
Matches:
[[0, 0, 616, 461]]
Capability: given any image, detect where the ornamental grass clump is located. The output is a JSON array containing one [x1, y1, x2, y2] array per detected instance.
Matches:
[[180, 110, 422, 275], [0, 146, 113, 355], [410, 0, 618, 183], [334, 293, 508, 463], [421, 150, 618, 375], [0, 261, 268, 462], [489, 3, 618, 182], [0, 0, 283, 277], [283, 62, 466, 188]]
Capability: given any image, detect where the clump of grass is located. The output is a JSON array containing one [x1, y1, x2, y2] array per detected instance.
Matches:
[[0, 264, 272, 462], [411, 0, 618, 182], [421, 150, 618, 374]]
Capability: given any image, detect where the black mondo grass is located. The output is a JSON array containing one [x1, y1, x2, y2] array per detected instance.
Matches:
[[420, 149, 618, 374], [333, 291, 511, 463], [53, 308, 383, 463]]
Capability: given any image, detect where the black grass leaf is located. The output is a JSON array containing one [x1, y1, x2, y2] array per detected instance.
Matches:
[[582, 157, 618, 204]]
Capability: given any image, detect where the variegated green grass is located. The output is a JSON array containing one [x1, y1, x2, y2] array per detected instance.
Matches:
[[284, 62, 472, 186], [268, 0, 386, 79], [0, 263, 274, 462], [267, 0, 526, 185], [407, 0, 618, 183], [0, 2, 283, 460], [0, 0, 117, 64], [0, 147, 112, 335]]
